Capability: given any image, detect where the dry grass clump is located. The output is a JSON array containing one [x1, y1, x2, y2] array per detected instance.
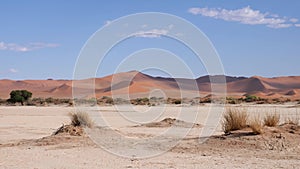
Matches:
[[69, 111, 94, 128], [249, 116, 263, 134], [223, 108, 265, 135], [285, 117, 299, 126], [222, 108, 300, 136], [264, 113, 280, 127], [284, 110, 300, 126], [222, 108, 248, 134]]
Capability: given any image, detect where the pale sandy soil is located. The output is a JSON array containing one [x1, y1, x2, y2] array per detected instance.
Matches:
[[1, 104, 300, 169]]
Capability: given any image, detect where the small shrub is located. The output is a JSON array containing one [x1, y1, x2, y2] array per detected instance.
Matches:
[[45, 97, 54, 103], [105, 97, 114, 104], [228, 100, 237, 104], [199, 97, 211, 103], [69, 111, 94, 128], [222, 108, 248, 134], [130, 97, 150, 105], [150, 97, 157, 101], [101, 96, 110, 99], [174, 99, 181, 105], [249, 116, 263, 135], [244, 95, 258, 102], [113, 98, 129, 105], [272, 98, 280, 103], [0, 98, 7, 105], [264, 113, 280, 127], [141, 97, 149, 102]]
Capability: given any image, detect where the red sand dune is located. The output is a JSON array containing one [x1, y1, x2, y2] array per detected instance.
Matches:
[[0, 71, 300, 99]]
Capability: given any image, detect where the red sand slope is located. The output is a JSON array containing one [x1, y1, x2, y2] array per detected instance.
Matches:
[[0, 71, 299, 99]]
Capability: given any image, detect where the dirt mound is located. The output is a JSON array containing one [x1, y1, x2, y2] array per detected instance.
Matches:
[[0, 134, 94, 148], [0, 125, 94, 148], [137, 118, 202, 128], [170, 123, 300, 160], [225, 124, 300, 151], [254, 123, 300, 151], [278, 123, 300, 134], [174, 123, 300, 154]]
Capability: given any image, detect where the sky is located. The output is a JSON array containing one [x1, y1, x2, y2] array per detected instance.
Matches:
[[1, 0, 300, 80]]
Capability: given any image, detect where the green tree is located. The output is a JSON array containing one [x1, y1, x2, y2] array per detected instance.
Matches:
[[8, 90, 32, 105], [244, 95, 258, 102]]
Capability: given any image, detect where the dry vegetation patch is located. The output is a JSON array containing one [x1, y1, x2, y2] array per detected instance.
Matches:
[[249, 116, 263, 134], [222, 108, 282, 135], [53, 111, 94, 136], [285, 116, 299, 126], [52, 124, 84, 136], [264, 113, 280, 127], [69, 111, 94, 128], [222, 108, 248, 134]]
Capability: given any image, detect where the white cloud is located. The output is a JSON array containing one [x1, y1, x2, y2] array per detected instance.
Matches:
[[0, 42, 59, 52], [133, 24, 175, 38], [9, 68, 18, 73], [290, 18, 299, 23], [133, 29, 169, 38], [268, 23, 292, 29], [188, 6, 298, 28], [168, 24, 174, 30], [295, 24, 300, 27], [104, 20, 112, 26]]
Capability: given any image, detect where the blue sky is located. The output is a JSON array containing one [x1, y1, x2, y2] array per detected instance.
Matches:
[[1, 0, 300, 79]]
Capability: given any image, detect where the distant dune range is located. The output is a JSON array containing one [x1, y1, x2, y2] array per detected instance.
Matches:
[[1, 71, 300, 100]]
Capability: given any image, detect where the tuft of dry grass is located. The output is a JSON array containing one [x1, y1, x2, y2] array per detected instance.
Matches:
[[69, 111, 94, 128], [222, 108, 248, 134], [285, 117, 299, 126], [264, 113, 280, 127], [249, 116, 263, 135], [284, 109, 299, 126]]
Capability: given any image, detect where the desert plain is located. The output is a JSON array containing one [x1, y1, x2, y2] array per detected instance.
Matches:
[[1, 103, 300, 169]]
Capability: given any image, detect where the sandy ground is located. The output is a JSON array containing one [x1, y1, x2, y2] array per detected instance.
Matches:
[[1, 104, 300, 169]]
